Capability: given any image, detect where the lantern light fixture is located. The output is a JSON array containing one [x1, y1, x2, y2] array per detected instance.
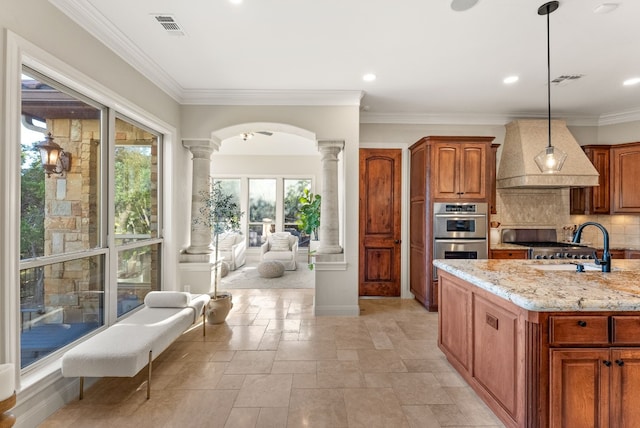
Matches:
[[37, 132, 71, 177]]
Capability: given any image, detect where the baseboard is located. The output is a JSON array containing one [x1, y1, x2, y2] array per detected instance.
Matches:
[[313, 304, 360, 316]]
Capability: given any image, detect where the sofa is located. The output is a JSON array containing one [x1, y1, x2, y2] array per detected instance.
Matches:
[[260, 231, 298, 270], [215, 232, 246, 271]]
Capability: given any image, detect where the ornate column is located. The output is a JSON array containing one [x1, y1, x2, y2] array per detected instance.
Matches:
[[183, 139, 221, 254], [316, 140, 344, 254], [179, 138, 222, 295]]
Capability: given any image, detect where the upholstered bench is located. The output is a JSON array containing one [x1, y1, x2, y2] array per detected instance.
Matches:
[[61, 291, 210, 400], [257, 260, 285, 278]]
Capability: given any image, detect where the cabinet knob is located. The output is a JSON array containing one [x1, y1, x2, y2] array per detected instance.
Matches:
[[577, 320, 587, 327], [616, 359, 625, 367], [603, 360, 612, 367], [394, 240, 401, 244]]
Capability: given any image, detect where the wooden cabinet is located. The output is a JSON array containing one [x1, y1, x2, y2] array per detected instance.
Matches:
[[490, 249, 529, 259], [438, 270, 640, 428], [409, 136, 495, 311], [626, 250, 640, 259], [570, 145, 610, 215], [548, 315, 640, 428], [432, 141, 489, 200], [611, 142, 640, 214]]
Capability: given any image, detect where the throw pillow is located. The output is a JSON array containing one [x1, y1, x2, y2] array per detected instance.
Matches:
[[144, 291, 190, 308], [270, 235, 291, 251]]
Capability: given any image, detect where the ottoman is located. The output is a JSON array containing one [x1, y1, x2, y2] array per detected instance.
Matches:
[[258, 261, 285, 278]]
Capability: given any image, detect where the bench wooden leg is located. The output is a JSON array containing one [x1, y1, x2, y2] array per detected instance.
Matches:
[[147, 350, 152, 399], [79, 377, 84, 400]]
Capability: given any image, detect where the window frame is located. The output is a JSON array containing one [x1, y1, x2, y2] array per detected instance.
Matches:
[[3, 31, 177, 382]]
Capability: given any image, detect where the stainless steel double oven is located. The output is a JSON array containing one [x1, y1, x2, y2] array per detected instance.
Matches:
[[433, 202, 488, 279]]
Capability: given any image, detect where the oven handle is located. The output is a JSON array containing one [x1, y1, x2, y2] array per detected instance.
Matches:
[[433, 238, 487, 244], [434, 214, 487, 219]]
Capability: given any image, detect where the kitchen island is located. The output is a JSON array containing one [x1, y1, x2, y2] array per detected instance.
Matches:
[[433, 259, 640, 428]]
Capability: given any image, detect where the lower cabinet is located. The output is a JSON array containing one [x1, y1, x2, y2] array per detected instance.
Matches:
[[439, 271, 640, 428], [550, 348, 640, 428]]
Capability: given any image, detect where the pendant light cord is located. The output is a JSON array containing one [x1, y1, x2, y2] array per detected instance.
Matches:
[[546, 5, 551, 149]]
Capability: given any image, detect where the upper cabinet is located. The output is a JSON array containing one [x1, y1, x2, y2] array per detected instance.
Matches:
[[431, 137, 494, 201], [611, 142, 640, 214], [570, 145, 610, 215]]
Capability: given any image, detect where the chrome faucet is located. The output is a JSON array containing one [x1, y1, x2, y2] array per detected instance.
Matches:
[[572, 222, 611, 272]]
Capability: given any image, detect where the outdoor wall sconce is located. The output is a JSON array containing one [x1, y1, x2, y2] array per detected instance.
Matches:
[[37, 132, 71, 177]]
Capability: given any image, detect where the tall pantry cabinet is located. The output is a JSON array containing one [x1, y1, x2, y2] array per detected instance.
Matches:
[[409, 136, 495, 311]]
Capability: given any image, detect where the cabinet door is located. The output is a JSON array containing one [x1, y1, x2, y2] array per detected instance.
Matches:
[[490, 144, 499, 214], [473, 294, 520, 419], [610, 348, 640, 427], [550, 349, 610, 428], [438, 274, 472, 371], [432, 143, 459, 199], [587, 147, 610, 214], [611, 144, 640, 213], [459, 143, 487, 199], [570, 187, 587, 215]]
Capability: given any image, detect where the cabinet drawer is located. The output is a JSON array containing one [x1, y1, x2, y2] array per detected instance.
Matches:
[[490, 249, 528, 259], [549, 316, 609, 345], [612, 316, 640, 345]]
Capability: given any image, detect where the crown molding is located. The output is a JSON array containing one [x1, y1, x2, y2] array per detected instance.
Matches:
[[598, 108, 640, 126], [180, 89, 364, 106], [49, 0, 184, 102]]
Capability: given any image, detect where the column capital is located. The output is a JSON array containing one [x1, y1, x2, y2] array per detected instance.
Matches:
[[182, 138, 221, 158], [317, 140, 344, 153]]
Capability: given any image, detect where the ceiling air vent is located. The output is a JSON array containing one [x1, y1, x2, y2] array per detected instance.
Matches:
[[551, 74, 584, 86], [152, 14, 186, 36]]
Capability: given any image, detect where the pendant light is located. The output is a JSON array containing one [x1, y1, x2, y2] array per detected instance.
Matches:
[[534, 1, 567, 174]]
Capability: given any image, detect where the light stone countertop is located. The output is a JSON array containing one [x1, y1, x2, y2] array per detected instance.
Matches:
[[433, 259, 640, 312], [490, 243, 530, 250]]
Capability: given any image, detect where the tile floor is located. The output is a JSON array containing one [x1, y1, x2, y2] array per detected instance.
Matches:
[[41, 289, 505, 428]]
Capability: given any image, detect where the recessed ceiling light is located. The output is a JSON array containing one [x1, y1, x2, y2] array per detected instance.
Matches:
[[623, 77, 640, 86], [593, 3, 619, 14], [503, 75, 519, 84], [451, 0, 479, 12], [229, 0, 243, 4], [363, 73, 376, 82]]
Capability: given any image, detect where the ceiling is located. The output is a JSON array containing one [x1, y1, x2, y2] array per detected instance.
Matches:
[[51, 0, 640, 126]]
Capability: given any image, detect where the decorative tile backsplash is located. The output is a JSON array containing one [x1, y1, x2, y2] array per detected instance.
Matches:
[[492, 187, 640, 249]]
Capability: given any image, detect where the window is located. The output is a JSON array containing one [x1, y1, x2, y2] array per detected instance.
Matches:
[[114, 117, 162, 316], [284, 179, 311, 247], [20, 68, 105, 368], [248, 178, 276, 247], [18, 68, 164, 369]]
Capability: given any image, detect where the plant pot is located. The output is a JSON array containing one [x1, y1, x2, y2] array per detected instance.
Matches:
[[206, 292, 233, 324]]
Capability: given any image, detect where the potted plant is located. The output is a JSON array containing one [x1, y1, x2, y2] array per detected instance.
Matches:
[[195, 179, 244, 323], [297, 188, 321, 241]]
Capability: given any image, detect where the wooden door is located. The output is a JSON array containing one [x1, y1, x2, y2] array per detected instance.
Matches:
[[610, 348, 640, 427], [549, 349, 610, 428], [359, 149, 402, 296]]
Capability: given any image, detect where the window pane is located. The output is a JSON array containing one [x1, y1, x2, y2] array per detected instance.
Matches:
[[20, 71, 102, 260], [114, 118, 158, 243], [117, 244, 161, 316], [284, 179, 311, 247], [249, 179, 276, 223], [20, 254, 105, 368], [214, 178, 241, 208]]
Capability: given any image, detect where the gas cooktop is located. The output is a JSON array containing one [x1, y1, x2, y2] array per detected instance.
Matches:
[[502, 228, 597, 260]]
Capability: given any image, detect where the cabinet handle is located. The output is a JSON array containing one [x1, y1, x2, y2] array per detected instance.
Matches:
[[616, 359, 625, 367], [603, 360, 612, 367], [577, 320, 587, 327]]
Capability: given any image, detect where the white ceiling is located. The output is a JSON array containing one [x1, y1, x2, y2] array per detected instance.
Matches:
[[51, 0, 640, 126]]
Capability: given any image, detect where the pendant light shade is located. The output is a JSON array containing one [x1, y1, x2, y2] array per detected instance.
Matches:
[[535, 0, 566, 174]]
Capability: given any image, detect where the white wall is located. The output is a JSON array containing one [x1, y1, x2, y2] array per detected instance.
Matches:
[[1, 1, 182, 426]]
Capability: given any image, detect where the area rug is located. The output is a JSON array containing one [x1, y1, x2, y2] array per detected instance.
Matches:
[[220, 263, 314, 289]]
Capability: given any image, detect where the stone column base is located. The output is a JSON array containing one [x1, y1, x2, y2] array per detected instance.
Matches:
[[178, 251, 223, 295]]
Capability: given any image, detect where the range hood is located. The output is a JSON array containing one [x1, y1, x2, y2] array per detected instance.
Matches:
[[497, 119, 599, 188]]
